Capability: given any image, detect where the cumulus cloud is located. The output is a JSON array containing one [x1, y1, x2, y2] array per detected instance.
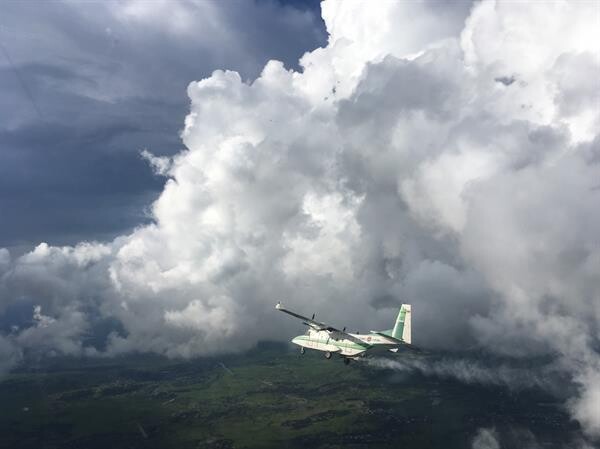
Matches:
[[0, 0, 599, 440], [470, 426, 558, 449], [140, 149, 172, 176], [472, 428, 500, 449]]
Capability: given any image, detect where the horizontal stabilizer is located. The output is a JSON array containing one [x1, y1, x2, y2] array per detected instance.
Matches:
[[370, 331, 404, 344]]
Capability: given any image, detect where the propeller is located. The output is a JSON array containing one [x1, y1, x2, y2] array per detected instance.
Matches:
[[342, 327, 346, 332], [311, 313, 315, 320]]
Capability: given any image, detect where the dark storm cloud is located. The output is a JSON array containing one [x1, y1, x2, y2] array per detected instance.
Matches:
[[0, 0, 326, 252], [0, 92, 167, 248]]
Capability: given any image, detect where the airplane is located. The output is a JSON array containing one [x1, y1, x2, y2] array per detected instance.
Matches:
[[276, 302, 412, 365]]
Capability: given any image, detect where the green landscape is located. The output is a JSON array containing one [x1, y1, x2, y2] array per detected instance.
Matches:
[[0, 343, 581, 449]]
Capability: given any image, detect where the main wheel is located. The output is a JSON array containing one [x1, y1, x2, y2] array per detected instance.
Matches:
[[343, 358, 350, 365], [300, 347, 305, 355], [324, 351, 332, 359]]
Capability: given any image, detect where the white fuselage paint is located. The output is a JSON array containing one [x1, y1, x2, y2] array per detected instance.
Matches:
[[291, 328, 400, 358]]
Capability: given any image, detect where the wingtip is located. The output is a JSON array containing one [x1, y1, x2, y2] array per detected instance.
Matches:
[[275, 302, 282, 310]]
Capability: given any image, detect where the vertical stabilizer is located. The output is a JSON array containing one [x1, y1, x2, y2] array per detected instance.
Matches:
[[392, 304, 411, 343]]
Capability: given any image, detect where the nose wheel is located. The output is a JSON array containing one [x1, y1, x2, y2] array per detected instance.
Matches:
[[300, 347, 305, 355], [324, 351, 332, 359]]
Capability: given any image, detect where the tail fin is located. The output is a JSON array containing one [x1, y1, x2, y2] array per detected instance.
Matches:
[[392, 304, 411, 344]]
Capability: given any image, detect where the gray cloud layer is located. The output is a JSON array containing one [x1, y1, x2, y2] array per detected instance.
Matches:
[[1, 0, 599, 441]]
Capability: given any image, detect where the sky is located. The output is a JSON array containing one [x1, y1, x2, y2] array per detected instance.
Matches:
[[1, 0, 600, 446]]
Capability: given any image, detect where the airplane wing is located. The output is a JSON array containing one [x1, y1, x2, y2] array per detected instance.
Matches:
[[275, 302, 343, 333]]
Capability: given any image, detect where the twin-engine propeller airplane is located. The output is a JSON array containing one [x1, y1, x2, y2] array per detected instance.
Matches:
[[276, 302, 412, 365]]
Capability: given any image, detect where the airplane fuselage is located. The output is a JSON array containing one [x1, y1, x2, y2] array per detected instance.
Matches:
[[291, 328, 399, 358]]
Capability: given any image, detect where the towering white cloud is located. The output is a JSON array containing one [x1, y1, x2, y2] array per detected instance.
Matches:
[[0, 0, 599, 439]]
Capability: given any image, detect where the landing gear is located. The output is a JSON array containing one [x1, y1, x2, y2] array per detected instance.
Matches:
[[300, 347, 305, 355], [343, 358, 350, 366], [324, 351, 332, 359]]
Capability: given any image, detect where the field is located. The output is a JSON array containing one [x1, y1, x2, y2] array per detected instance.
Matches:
[[0, 342, 581, 448]]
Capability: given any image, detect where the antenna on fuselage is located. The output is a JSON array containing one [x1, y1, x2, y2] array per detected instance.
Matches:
[[343, 327, 346, 332], [312, 313, 315, 320]]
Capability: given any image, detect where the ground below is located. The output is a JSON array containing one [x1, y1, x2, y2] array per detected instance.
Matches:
[[0, 342, 582, 448]]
